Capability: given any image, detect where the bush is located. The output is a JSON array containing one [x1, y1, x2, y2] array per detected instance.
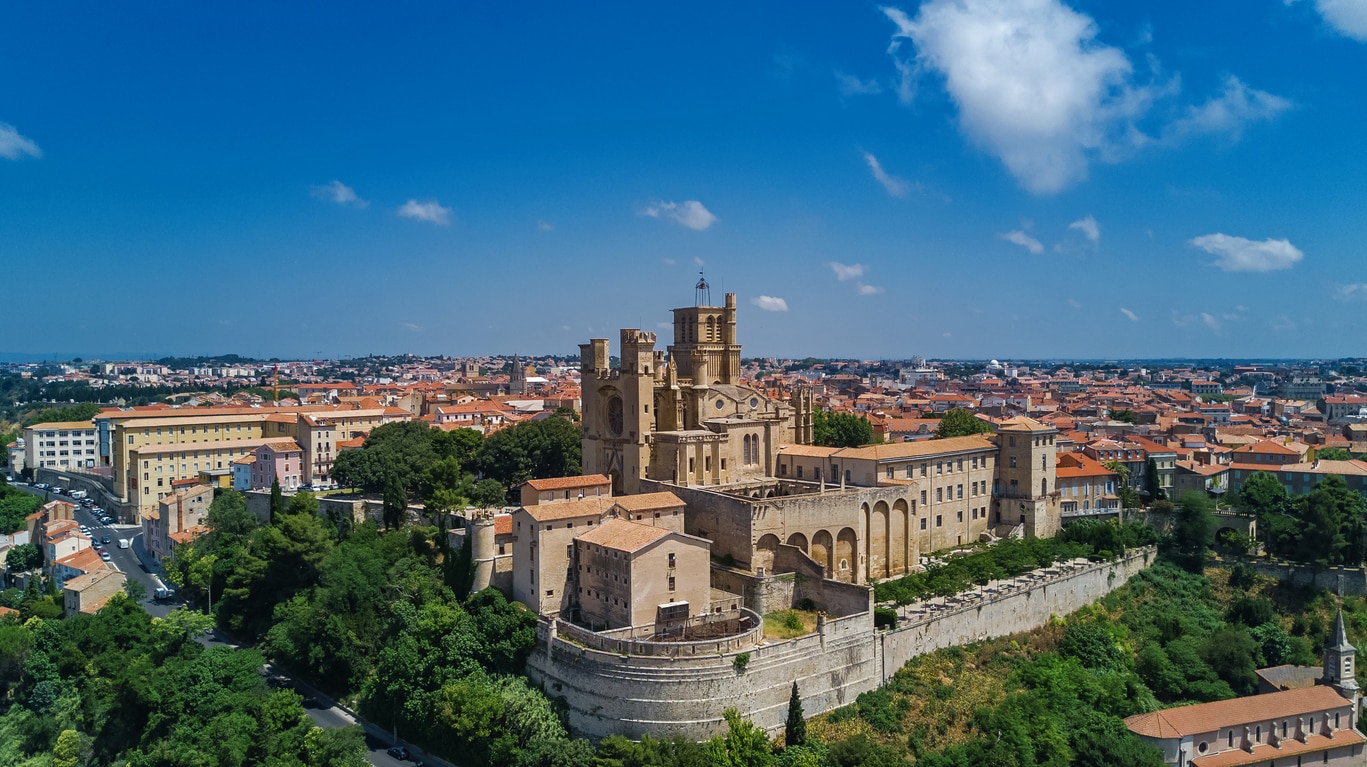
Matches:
[[874, 607, 898, 630], [733, 652, 750, 672]]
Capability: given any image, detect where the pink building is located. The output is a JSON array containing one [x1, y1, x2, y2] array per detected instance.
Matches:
[[141, 484, 212, 561], [249, 441, 303, 491]]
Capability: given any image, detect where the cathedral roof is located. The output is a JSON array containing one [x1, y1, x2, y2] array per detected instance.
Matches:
[[832, 435, 995, 461]]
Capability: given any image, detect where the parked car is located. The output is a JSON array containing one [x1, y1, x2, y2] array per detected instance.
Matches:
[[101, 535, 110, 544], [100, 551, 111, 561], [386, 746, 410, 760]]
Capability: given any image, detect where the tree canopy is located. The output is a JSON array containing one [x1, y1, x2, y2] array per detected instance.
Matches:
[[933, 409, 993, 439], [812, 410, 875, 448]]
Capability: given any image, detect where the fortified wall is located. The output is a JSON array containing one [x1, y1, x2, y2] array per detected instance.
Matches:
[[526, 546, 1156, 740]]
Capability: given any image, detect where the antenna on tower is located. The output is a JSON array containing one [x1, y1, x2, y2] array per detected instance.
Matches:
[[695, 270, 711, 307]]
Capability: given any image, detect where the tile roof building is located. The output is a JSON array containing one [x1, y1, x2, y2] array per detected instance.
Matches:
[[1126, 612, 1363, 767]]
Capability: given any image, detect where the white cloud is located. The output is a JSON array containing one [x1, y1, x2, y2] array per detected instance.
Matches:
[[536, 219, 554, 231], [1001, 230, 1044, 254], [1170, 309, 1223, 332], [862, 151, 909, 197], [310, 180, 368, 208], [857, 283, 885, 295], [1167, 76, 1292, 141], [397, 199, 452, 226], [694, 256, 706, 267], [828, 262, 866, 281], [400, 322, 422, 332], [660, 258, 677, 266], [1314, 0, 1367, 41], [1066, 298, 1082, 308], [751, 295, 789, 312], [880, 2, 1290, 194], [1069, 215, 1101, 244], [640, 200, 717, 231], [1335, 283, 1367, 301], [1119, 307, 1139, 321], [836, 71, 884, 96], [882, 0, 1150, 194], [0, 123, 42, 160], [1189, 233, 1304, 272]]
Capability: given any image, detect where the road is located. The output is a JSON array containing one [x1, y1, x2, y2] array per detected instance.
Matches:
[[9, 481, 422, 767]]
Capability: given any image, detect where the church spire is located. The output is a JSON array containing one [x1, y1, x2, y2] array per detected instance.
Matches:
[[1323, 609, 1359, 703]]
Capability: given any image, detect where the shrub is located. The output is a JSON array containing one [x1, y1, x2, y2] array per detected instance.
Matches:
[[874, 607, 898, 630], [733, 652, 750, 672]]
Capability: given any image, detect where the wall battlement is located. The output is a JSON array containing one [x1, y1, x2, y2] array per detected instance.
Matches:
[[526, 547, 1156, 741]]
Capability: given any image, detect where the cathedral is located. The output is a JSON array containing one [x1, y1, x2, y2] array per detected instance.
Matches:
[[578, 286, 1062, 587], [579, 287, 810, 496]]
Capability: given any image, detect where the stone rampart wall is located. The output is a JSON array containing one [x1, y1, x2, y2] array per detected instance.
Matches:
[[878, 547, 1156, 680], [528, 547, 1156, 741], [1249, 560, 1367, 596], [527, 610, 880, 741]]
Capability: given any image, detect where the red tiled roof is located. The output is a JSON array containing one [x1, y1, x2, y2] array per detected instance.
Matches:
[[1125, 686, 1347, 739]]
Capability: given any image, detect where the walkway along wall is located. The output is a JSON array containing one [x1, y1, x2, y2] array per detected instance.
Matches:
[[526, 546, 1156, 740], [879, 546, 1156, 680]]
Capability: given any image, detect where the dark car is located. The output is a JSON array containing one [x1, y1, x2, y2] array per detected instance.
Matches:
[[101, 535, 111, 544], [386, 745, 410, 760]]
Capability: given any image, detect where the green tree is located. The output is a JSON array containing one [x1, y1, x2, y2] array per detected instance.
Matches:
[[934, 409, 993, 439], [1296, 474, 1366, 566], [432, 427, 484, 465], [6, 542, 40, 572], [707, 708, 775, 767], [471, 479, 507, 511], [812, 410, 876, 448], [52, 728, 83, 767], [1110, 408, 1139, 424], [270, 478, 284, 523], [785, 682, 806, 748], [1237, 471, 1289, 519], [472, 416, 582, 501], [1314, 447, 1353, 460], [1170, 491, 1216, 571], [22, 402, 101, 427]]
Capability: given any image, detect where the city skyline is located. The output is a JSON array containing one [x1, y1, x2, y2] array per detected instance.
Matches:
[[3, 1, 1366, 360]]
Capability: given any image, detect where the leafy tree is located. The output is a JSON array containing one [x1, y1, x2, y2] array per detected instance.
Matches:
[[6, 542, 40, 572], [1169, 491, 1216, 571], [1110, 408, 1139, 424], [432, 427, 484, 466], [1296, 475, 1366, 566], [1237, 471, 1289, 519], [812, 410, 875, 448], [784, 682, 806, 748], [333, 420, 440, 496], [472, 479, 508, 511], [934, 409, 993, 439], [1314, 447, 1353, 460], [472, 416, 582, 501], [21, 402, 101, 427], [270, 478, 284, 523], [707, 708, 775, 767]]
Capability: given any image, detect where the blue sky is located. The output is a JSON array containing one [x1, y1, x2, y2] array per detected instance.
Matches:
[[3, 1, 1366, 361]]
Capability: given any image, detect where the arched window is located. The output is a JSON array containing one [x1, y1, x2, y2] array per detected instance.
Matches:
[[1042, 479, 1048, 496], [1042, 453, 1048, 470], [743, 435, 751, 465]]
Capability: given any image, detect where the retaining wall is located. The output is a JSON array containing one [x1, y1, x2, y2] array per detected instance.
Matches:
[[527, 609, 881, 741], [33, 468, 128, 521], [528, 546, 1156, 741], [879, 547, 1155, 679], [1249, 560, 1367, 596]]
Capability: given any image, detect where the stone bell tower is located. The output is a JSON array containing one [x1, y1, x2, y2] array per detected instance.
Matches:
[[1323, 610, 1360, 716]]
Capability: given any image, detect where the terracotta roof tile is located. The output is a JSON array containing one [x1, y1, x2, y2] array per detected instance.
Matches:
[[1125, 686, 1348, 739], [574, 518, 672, 553], [523, 474, 610, 491]]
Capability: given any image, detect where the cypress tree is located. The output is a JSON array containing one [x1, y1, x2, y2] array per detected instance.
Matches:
[[269, 478, 283, 524], [785, 681, 806, 747]]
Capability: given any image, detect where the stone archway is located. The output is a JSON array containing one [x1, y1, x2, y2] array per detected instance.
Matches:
[[811, 530, 834, 577], [892, 498, 910, 575], [870, 500, 890, 580], [786, 532, 809, 553], [755, 534, 781, 574], [836, 527, 858, 584]]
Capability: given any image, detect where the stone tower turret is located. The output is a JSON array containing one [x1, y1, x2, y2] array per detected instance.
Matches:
[[470, 515, 497, 593], [992, 416, 1060, 538]]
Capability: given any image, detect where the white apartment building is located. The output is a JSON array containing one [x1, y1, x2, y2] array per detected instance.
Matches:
[[24, 421, 99, 472]]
